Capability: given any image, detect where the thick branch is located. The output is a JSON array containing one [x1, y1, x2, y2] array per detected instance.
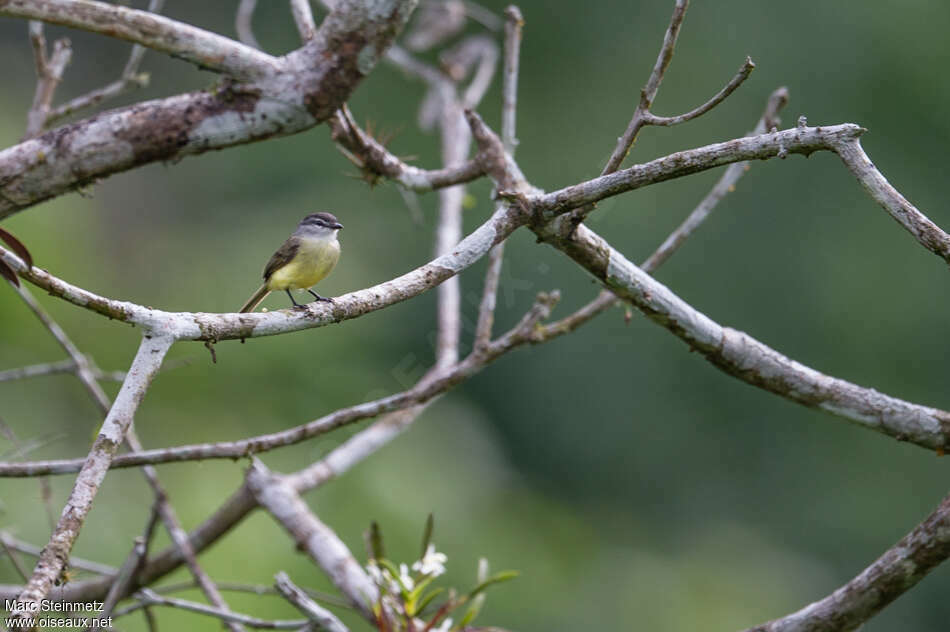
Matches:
[[744, 490, 950, 632], [247, 461, 377, 621], [0, 0, 281, 79], [535, 220, 950, 451], [0, 0, 419, 218]]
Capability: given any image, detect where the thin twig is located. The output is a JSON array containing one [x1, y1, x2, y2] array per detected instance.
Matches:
[[90, 501, 157, 628], [235, 0, 261, 49], [275, 572, 349, 632], [289, 0, 317, 42], [0, 532, 118, 576], [1, 0, 282, 80], [600, 0, 689, 175], [474, 5, 522, 350], [0, 416, 57, 530], [328, 106, 484, 193], [642, 56, 755, 126], [0, 535, 29, 582], [115, 589, 307, 629], [642, 86, 788, 271], [23, 21, 72, 138], [46, 0, 165, 125]]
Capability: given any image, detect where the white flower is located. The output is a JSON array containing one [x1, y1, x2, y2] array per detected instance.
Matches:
[[366, 561, 386, 585], [412, 544, 448, 577], [432, 617, 453, 632], [399, 563, 415, 591]]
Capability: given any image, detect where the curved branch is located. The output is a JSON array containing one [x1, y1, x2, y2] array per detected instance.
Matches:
[[329, 106, 484, 192], [537, 220, 950, 451], [0, 202, 521, 341], [0, 0, 282, 80], [464, 111, 950, 452], [533, 124, 866, 217], [744, 490, 950, 632], [0, 292, 561, 476], [835, 135, 950, 263], [642, 56, 755, 127]]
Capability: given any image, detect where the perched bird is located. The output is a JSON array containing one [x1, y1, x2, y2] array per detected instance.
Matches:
[[239, 212, 343, 312]]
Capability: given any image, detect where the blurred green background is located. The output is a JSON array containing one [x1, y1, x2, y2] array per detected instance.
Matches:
[[2, 1, 949, 630]]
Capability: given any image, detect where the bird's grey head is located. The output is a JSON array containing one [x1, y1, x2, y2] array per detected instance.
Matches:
[[297, 212, 344, 237]]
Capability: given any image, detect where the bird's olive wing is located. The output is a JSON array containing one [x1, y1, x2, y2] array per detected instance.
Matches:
[[263, 239, 299, 280]]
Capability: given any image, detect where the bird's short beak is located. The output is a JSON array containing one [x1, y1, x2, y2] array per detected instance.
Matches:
[[332, 222, 344, 230]]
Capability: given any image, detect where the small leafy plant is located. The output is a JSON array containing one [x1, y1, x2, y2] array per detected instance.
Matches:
[[364, 515, 518, 632]]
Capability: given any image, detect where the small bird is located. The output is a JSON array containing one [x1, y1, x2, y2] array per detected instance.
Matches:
[[239, 212, 343, 313]]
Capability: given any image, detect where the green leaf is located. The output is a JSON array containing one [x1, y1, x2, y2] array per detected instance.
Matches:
[[377, 558, 401, 580], [420, 513, 434, 559], [457, 594, 485, 628], [416, 587, 445, 616], [466, 570, 519, 599], [364, 521, 385, 561]]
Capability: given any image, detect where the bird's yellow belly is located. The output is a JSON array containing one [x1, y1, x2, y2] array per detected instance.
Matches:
[[266, 239, 340, 291]]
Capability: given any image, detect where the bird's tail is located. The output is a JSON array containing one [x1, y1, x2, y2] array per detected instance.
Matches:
[[239, 284, 270, 313]]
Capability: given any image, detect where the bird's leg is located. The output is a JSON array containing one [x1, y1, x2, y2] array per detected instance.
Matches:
[[307, 289, 335, 304], [286, 289, 306, 310]]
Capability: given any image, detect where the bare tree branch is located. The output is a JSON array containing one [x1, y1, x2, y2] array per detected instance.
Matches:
[[642, 56, 755, 127], [23, 21, 72, 138], [0, 533, 117, 576], [0, 0, 419, 218], [462, 111, 950, 453], [275, 572, 349, 632], [642, 85, 789, 271], [600, 0, 689, 175], [744, 490, 950, 632], [1, 0, 282, 79], [534, 124, 865, 217], [290, 0, 317, 42], [116, 589, 307, 629], [235, 0, 261, 49], [0, 290, 568, 476], [247, 460, 378, 621], [0, 201, 521, 342], [328, 106, 484, 192], [474, 5, 522, 350], [10, 334, 172, 620], [46, 0, 165, 125]]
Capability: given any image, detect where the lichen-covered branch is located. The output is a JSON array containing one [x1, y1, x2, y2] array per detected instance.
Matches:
[[247, 461, 378, 621], [0, 0, 418, 218]]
